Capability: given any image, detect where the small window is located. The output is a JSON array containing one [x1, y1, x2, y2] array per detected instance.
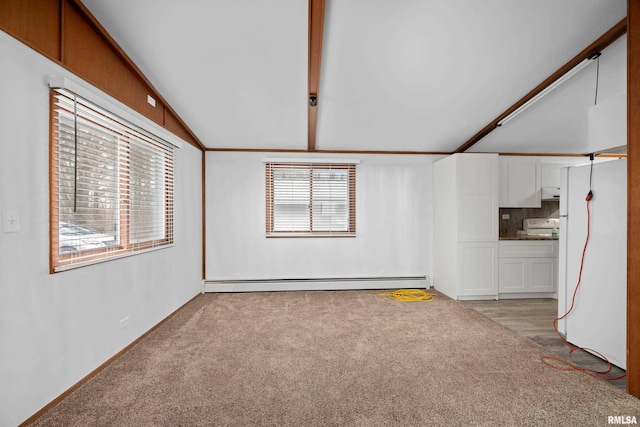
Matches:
[[50, 88, 174, 272], [265, 162, 356, 236]]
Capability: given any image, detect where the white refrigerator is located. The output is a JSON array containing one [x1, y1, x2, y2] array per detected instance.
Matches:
[[557, 159, 627, 369]]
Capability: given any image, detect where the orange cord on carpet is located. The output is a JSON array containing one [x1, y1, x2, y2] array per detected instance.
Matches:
[[541, 192, 626, 381]]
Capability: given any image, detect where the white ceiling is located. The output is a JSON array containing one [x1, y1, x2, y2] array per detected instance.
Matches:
[[81, 0, 627, 154], [470, 36, 627, 154]]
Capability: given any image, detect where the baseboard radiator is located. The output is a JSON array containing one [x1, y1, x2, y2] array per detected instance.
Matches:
[[203, 276, 429, 293]]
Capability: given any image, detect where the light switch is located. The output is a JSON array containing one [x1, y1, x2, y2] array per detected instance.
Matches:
[[3, 211, 19, 233]]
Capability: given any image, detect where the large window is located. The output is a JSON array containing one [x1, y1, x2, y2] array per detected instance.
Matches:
[[265, 161, 356, 236], [50, 88, 174, 272]]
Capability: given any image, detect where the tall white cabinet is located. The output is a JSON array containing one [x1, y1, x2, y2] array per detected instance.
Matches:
[[434, 154, 499, 300]]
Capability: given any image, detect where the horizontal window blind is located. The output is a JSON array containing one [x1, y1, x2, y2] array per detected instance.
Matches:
[[50, 88, 174, 272], [265, 162, 356, 236]]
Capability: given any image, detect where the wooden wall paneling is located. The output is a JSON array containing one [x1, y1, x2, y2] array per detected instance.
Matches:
[[64, 0, 204, 150], [164, 108, 202, 149], [0, 0, 61, 60], [627, 2, 639, 398], [62, 1, 164, 125], [64, 0, 204, 149], [1, 0, 204, 150]]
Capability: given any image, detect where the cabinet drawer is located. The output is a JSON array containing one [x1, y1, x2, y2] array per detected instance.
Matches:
[[499, 241, 557, 258]]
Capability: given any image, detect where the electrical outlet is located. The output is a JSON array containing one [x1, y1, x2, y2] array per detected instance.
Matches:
[[3, 211, 19, 233], [501, 214, 510, 220], [120, 316, 130, 329]]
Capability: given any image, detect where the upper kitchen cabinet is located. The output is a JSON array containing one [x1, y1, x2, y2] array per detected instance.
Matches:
[[541, 163, 569, 188], [499, 157, 541, 208]]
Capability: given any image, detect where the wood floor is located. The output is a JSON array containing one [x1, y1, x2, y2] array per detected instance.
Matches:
[[463, 298, 627, 389]]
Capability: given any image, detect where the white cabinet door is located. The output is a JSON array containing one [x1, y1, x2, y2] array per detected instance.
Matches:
[[530, 258, 556, 292], [458, 154, 495, 193], [499, 258, 527, 292], [499, 158, 509, 207], [498, 241, 558, 295], [458, 155, 498, 242], [458, 194, 496, 241], [541, 163, 568, 188], [458, 243, 498, 296], [499, 158, 541, 208]]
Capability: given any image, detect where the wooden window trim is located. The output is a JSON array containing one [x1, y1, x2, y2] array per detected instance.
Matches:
[[50, 88, 175, 272], [265, 162, 356, 237]]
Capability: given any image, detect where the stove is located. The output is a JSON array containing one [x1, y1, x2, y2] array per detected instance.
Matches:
[[523, 218, 559, 236]]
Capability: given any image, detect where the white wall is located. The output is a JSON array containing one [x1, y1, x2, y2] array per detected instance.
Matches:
[[206, 152, 438, 282], [0, 31, 203, 426], [587, 36, 627, 153]]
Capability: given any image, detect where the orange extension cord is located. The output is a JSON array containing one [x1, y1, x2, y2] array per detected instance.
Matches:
[[541, 194, 626, 381]]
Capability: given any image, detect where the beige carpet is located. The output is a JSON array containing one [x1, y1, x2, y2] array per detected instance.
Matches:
[[30, 290, 640, 426]]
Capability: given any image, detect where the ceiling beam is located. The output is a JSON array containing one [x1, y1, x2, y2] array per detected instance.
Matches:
[[454, 18, 627, 154], [308, 0, 325, 152]]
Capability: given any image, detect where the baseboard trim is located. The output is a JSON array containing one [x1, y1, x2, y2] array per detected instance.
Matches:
[[19, 292, 202, 427], [204, 276, 428, 293]]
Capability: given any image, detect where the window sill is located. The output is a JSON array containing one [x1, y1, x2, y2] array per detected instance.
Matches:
[[265, 233, 356, 238], [52, 244, 175, 273]]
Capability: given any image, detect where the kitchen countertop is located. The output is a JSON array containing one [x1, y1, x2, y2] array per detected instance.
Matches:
[[499, 235, 559, 241], [499, 229, 559, 240]]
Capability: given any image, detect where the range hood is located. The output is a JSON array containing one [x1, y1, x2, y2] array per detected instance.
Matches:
[[541, 187, 560, 201]]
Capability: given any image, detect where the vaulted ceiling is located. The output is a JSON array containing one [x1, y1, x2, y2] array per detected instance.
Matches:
[[81, 0, 627, 154]]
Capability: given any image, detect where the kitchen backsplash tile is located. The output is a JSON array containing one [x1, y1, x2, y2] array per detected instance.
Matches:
[[499, 200, 560, 233]]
